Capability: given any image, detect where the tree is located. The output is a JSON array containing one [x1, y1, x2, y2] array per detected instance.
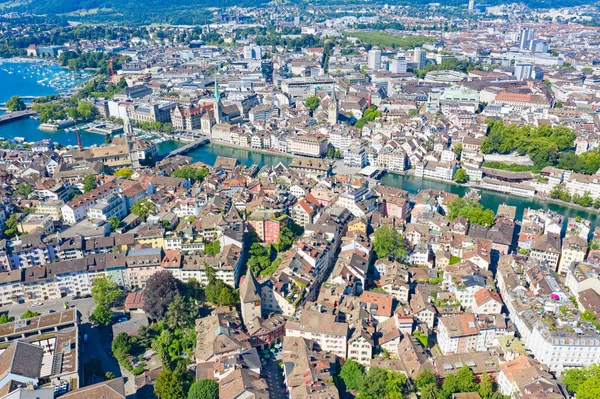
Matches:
[[114, 167, 133, 179], [21, 309, 39, 320], [446, 198, 495, 227], [108, 216, 121, 230], [131, 198, 156, 220], [188, 379, 218, 399], [15, 183, 34, 197], [441, 374, 460, 398], [171, 166, 209, 183], [453, 168, 468, 184], [92, 276, 124, 308], [0, 314, 13, 324], [305, 96, 321, 112], [415, 369, 436, 389], [361, 367, 389, 398], [340, 359, 365, 391], [143, 271, 183, 320], [155, 364, 192, 399], [373, 225, 406, 260], [205, 278, 238, 307], [454, 143, 462, 159], [277, 225, 295, 252], [90, 304, 113, 326], [421, 384, 440, 399], [203, 240, 220, 256], [166, 294, 195, 328], [105, 371, 116, 380], [456, 365, 477, 393], [6, 96, 25, 112], [3, 214, 18, 238], [111, 332, 132, 364], [478, 371, 494, 399], [83, 174, 97, 193], [563, 364, 600, 395]]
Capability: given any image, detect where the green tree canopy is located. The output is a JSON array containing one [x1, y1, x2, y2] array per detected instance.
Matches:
[[90, 304, 113, 326], [3, 214, 18, 238], [108, 216, 121, 230], [91, 275, 124, 308], [21, 309, 39, 320], [83, 174, 97, 193], [340, 359, 365, 391], [15, 183, 34, 197], [171, 166, 209, 182], [453, 168, 468, 184], [154, 364, 192, 399], [305, 96, 321, 112], [188, 379, 218, 399], [6, 96, 26, 112], [373, 225, 406, 260], [131, 198, 156, 220], [415, 369, 437, 389], [446, 198, 495, 227]]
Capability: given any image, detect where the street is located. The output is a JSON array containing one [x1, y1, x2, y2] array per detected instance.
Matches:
[[262, 360, 287, 399]]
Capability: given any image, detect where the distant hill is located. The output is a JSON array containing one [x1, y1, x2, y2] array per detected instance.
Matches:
[[4, 0, 269, 25], [4, 0, 598, 25]]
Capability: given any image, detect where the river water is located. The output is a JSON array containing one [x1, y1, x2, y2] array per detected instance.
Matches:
[[2, 62, 599, 229]]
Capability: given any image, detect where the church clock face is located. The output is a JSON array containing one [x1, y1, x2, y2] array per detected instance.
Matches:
[[329, 102, 336, 110]]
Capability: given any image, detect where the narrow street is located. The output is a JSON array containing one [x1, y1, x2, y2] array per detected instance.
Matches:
[[262, 360, 287, 399]]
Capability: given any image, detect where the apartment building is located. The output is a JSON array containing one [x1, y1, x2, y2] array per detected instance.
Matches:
[[288, 135, 328, 158], [286, 310, 348, 358]]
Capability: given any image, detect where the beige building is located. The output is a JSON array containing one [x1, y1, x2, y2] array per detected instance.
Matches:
[[557, 235, 587, 275], [287, 135, 328, 157], [286, 310, 348, 358]]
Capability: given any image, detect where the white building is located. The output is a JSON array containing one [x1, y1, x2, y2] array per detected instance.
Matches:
[[368, 48, 382, 70]]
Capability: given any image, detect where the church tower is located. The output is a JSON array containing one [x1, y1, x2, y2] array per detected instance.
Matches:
[[328, 85, 338, 125], [239, 268, 262, 328], [214, 79, 222, 125]]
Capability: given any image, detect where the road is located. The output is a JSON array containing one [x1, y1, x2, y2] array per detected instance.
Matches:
[[262, 359, 287, 399]]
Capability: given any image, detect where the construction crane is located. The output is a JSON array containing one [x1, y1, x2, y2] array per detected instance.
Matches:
[[108, 58, 115, 78], [75, 125, 83, 152]]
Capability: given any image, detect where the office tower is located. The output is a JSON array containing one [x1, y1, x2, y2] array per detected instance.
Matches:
[[468, 0, 475, 11], [368, 47, 382, 70], [519, 28, 535, 50], [390, 54, 407, 73], [530, 39, 549, 53], [243, 45, 262, 60], [413, 47, 427, 70], [514, 63, 534, 80]]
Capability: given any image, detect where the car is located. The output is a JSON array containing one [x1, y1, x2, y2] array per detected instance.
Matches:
[[48, 310, 55, 314], [83, 334, 88, 343], [32, 302, 43, 307], [117, 317, 128, 323]]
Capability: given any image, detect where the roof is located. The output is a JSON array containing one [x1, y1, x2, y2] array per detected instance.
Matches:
[[0, 341, 44, 381], [61, 377, 126, 399], [359, 290, 394, 317]]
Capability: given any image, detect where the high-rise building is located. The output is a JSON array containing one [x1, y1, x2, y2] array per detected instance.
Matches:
[[243, 45, 262, 60], [390, 54, 407, 74], [514, 63, 534, 80], [518, 28, 535, 50], [413, 47, 427, 70], [468, 0, 475, 11], [530, 39, 548, 53], [368, 47, 382, 70]]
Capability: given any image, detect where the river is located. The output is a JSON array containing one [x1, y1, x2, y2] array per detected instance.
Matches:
[[2, 61, 599, 230]]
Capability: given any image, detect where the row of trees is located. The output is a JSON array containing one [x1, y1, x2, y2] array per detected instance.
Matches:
[[549, 185, 600, 208], [341, 362, 499, 399]]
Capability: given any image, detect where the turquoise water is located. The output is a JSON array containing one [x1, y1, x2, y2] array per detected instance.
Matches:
[[0, 61, 104, 146]]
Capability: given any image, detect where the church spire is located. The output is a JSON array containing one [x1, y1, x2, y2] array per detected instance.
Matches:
[[214, 79, 222, 124], [328, 84, 338, 125]]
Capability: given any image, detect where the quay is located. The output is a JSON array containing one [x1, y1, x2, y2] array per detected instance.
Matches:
[[0, 110, 36, 125]]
